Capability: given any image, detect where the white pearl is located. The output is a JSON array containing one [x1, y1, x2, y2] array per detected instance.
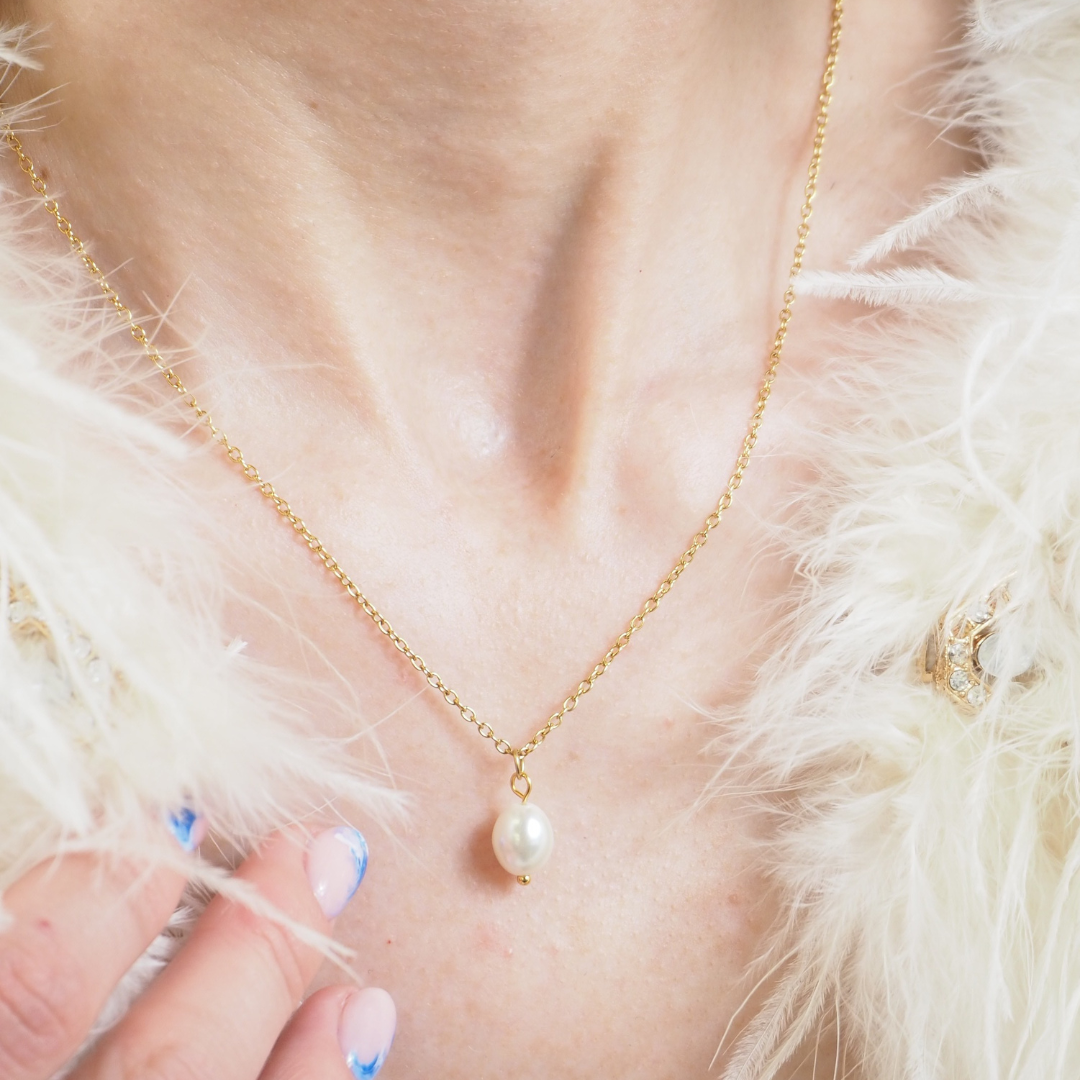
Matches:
[[977, 632, 1035, 680], [491, 803, 554, 878]]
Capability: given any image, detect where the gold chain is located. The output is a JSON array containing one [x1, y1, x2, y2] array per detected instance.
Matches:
[[1, 0, 841, 765]]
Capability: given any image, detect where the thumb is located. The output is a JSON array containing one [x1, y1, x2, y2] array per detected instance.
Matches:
[[259, 984, 397, 1080]]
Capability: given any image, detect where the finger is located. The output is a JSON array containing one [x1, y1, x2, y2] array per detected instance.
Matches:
[[0, 852, 186, 1080], [260, 985, 396, 1080], [78, 826, 369, 1080]]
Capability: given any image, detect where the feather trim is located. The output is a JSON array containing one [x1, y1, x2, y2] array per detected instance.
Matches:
[[796, 267, 979, 305], [847, 169, 1023, 270], [718, 2, 1080, 1077], [0, 24, 400, 892]]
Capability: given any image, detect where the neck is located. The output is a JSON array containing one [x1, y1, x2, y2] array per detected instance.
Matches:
[[38, 1, 810, 215], [6, 1, 961, 501], [13, 0, 825, 281]]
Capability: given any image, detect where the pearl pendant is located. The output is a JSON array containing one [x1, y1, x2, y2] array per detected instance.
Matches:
[[491, 802, 554, 884]]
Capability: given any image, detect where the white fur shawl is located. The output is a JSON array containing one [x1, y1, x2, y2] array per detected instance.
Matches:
[[0, 42, 396, 901], [720, 2, 1080, 1077], [0, 3, 1079, 1078]]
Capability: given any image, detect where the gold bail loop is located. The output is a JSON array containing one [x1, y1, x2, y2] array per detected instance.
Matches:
[[510, 751, 532, 803]]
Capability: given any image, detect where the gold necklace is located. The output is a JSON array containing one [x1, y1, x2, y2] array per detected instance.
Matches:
[[2, 0, 842, 884]]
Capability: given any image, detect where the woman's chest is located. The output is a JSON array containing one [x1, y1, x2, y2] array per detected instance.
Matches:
[[327, 744, 777, 1078], [203, 427, 806, 1077]]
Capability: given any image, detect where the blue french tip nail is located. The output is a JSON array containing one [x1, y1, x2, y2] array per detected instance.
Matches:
[[167, 808, 207, 853], [339, 987, 396, 1078], [306, 827, 369, 919]]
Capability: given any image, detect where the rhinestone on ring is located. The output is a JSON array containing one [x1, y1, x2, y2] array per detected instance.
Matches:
[[923, 586, 1035, 711]]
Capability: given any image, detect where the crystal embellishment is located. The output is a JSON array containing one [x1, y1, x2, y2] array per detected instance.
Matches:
[[948, 668, 972, 693], [965, 600, 993, 626], [8, 600, 34, 625], [70, 634, 93, 662], [946, 640, 970, 663], [966, 684, 987, 707], [86, 657, 111, 686]]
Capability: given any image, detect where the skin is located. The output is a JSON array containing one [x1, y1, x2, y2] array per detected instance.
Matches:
[[1, 0, 973, 1075], [0, 834, 361, 1079]]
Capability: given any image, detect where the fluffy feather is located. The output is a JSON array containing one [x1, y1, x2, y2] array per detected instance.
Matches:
[[796, 266, 979, 305], [0, 27, 399, 892], [846, 169, 1022, 270], [717, 2, 1080, 1077]]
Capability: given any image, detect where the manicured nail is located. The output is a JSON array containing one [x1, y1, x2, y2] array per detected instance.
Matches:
[[166, 808, 207, 853], [305, 827, 369, 919], [339, 987, 396, 1079]]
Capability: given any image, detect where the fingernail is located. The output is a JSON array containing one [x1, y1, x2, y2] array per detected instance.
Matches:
[[305, 826, 369, 919], [339, 987, 396, 1079], [166, 808, 207, 853]]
